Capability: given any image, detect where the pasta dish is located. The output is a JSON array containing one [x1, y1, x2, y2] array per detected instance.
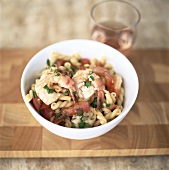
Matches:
[[26, 51, 124, 128]]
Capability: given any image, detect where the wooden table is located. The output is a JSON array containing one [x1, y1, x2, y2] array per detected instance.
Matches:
[[0, 49, 169, 158]]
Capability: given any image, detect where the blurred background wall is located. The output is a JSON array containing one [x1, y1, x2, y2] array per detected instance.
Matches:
[[1, 0, 169, 49]]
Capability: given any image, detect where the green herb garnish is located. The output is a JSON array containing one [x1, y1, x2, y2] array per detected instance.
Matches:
[[77, 112, 83, 116], [43, 84, 55, 94], [47, 59, 50, 67], [71, 66, 75, 72], [77, 108, 83, 116], [83, 116, 88, 121], [56, 73, 61, 76], [92, 98, 97, 108], [32, 90, 37, 98], [63, 91, 68, 95], [78, 121, 85, 128], [54, 69, 59, 73], [73, 91, 77, 95], [90, 76, 94, 81], [85, 81, 91, 88], [78, 120, 90, 128], [85, 123, 91, 128], [71, 122, 76, 128], [106, 104, 111, 107]]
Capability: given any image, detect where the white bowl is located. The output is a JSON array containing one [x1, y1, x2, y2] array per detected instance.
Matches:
[[21, 39, 139, 140]]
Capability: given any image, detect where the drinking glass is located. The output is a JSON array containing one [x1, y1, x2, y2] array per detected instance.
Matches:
[[90, 0, 141, 56]]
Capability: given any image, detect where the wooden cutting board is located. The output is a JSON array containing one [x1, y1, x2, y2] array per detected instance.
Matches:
[[0, 49, 169, 158]]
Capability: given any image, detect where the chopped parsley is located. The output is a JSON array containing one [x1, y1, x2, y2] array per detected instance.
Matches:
[[85, 81, 91, 88], [92, 98, 97, 108], [54, 69, 60, 73], [56, 73, 61, 76], [71, 66, 75, 72], [43, 84, 55, 94], [46, 59, 50, 67], [80, 88, 83, 92], [90, 75, 94, 81], [64, 91, 69, 96], [83, 116, 88, 121], [85, 123, 91, 128], [77, 112, 83, 116], [106, 103, 111, 107], [77, 108, 83, 111], [71, 122, 76, 128], [78, 114, 91, 128], [78, 121, 85, 128], [32, 90, 37, 98], [77, 108, 83, 116], [73, 91, 77, 95], [78, 120, 90, 128]]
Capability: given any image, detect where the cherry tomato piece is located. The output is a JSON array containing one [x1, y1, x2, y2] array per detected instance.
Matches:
[[32, 97, 42, 111]]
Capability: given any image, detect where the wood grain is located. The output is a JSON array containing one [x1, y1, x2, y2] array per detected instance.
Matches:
[[0, 49, 169, 158]]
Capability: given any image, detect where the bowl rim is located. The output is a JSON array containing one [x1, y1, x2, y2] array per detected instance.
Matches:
[[21, 39, 139, 133]]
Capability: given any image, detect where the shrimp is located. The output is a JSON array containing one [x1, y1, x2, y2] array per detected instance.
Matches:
[[91, 66, 122, 98], [35, 73, 77, 105], [113, 74, 122, 99], [62, 101, 90, 116], [72, 69, 105, 109]]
